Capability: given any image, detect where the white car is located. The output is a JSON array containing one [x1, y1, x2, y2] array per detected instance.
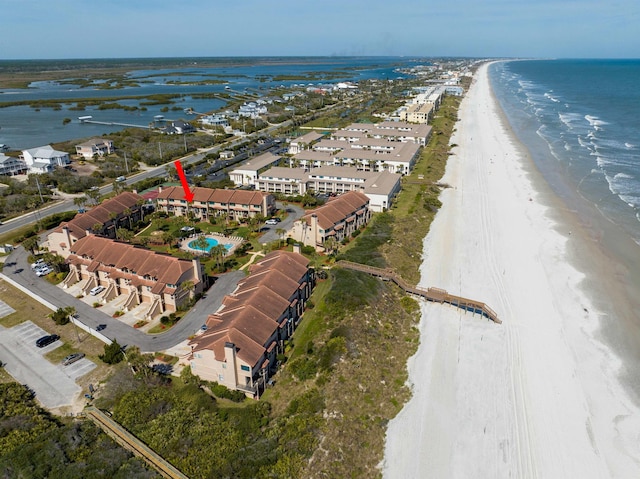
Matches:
[[31, 259, 46, 270], [35, 267, 52, 277], [265, 218, 281, 225], [89, 285, 105, 296]]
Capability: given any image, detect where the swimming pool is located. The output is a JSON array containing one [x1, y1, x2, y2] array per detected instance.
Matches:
[[187, 237, 233, 253]]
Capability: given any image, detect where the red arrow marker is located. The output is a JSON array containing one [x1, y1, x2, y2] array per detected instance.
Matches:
[[174, 160, 194, 202]]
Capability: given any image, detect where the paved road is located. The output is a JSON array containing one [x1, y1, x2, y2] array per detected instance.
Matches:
[[0, 127, 286, 239], [3, 246, 243, 353]]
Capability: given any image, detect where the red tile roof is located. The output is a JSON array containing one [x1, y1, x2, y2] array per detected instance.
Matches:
[[68, 235, 197, 290]]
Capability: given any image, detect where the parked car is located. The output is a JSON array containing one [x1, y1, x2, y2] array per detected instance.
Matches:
[[35, 267, 52, 277], [265, 217, 281, 225], [89, 285, 105, 296], [31, 259, 46, 270], [36, 334, 59, 348], [95, 324, 106, 332], [115, 176, 126, 182], [62, 353, 85, 366]]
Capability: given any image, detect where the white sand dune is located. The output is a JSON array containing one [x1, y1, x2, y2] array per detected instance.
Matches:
[[382, 63, 640, 479]]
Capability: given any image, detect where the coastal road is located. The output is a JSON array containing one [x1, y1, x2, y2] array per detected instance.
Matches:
[[3, 246, 244, 353], [0, 126, 284, 239]]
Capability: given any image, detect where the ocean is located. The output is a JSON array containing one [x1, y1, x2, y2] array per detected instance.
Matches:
[[0, 56, 413, 150], [490, 59, 640, 397], [490, 59, 640, 245]]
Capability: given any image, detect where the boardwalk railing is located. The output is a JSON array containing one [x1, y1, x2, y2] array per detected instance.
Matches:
[[336, 261, 501, 324], [83, 407, 189, 479]]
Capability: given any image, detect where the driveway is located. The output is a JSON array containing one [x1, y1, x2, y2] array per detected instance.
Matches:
[[4, 246, 244, 353], [0, 321, 95, 409], [259, 202, 305, 244]]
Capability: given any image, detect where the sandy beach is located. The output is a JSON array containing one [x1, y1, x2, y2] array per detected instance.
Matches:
[[383, 63, 640, 478]]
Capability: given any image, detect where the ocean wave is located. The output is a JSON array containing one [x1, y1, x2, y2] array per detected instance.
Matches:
[[614, 172, 634, 180], [559, 112, 584, 130], [585, 114, 608, 130], [625, 142, 635, 149], [544, 91, 561, 103]]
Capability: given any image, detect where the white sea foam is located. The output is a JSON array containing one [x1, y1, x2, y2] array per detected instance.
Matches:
[[614, 172, 634, 180], [545, 91, 561, 102], [585, 114, 608, 130], [625, 142, 635, 149], [559, 112, 584, 130]]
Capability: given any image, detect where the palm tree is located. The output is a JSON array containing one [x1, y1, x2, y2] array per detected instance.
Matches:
[[323, 237, 338, 255], [117, 228, 134, 242], [211, 244, 228, 272], [93, 222, 103, 234], [123, 207, 132, 229], [275, 227, 286, 247], [73, 196, 88, 211], [112, 180, 124, 195], [136, 198, 146, 221], [192, 235, 210, 255], [162, 231, 175, 247], [22, 236, 39, 255], [86, 189, 100, 205], [179, 280, 195, 300]]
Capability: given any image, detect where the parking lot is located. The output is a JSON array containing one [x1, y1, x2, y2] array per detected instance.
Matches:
[[0, 321, 95, 408]]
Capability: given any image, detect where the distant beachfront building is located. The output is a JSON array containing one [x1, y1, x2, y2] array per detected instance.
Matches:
[[0, 154, 27, 176], [288, 131, 326, 155], [400, 103, 435, 124], [228, 152, 280, 187], [75, 138, 115, 159], [290, 190, 371, 250], [156, 186, 275, 221], [20, 145, 70, 174], [256, 165, 400, 212]]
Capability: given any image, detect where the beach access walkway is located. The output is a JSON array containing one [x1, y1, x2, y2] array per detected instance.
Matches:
[[336, 260, 500, 324], [83, 406, 188, 479]]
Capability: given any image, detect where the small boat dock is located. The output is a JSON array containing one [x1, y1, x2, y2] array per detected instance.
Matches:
[[336, 260, 501, 324]]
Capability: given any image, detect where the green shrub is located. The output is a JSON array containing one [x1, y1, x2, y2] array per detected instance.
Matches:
[[99, 340, 124, 364]]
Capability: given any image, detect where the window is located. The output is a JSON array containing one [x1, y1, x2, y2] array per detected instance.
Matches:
[[241, 365, 250, 372], [218, 374, 224, 382]]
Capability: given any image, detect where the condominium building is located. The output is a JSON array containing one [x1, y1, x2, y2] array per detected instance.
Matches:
[[63, 235, 205, 319], [290, 190, 371, 250], [48, 192, 146, 258], [187, 250, 315, 398], [156, 186, 275, 221]]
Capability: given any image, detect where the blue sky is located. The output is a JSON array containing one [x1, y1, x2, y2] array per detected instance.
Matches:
[[3, 0, 639, 59]]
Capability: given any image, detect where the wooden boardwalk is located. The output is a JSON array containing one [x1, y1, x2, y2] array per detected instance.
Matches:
[[336, 261, 501, 324], [83, 406, 189, 479]]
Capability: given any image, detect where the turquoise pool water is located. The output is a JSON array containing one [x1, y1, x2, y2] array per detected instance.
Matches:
[[188, 237, 233, 252]]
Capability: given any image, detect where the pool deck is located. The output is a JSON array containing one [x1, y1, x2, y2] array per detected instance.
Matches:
[[179, 233, 243, 256]]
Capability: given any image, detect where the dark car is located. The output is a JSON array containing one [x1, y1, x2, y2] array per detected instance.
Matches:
[[36, 334, 60, 348], [96, 324, 106, 332]]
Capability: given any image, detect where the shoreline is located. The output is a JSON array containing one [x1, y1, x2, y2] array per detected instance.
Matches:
[[383, 62, 640, 478]]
